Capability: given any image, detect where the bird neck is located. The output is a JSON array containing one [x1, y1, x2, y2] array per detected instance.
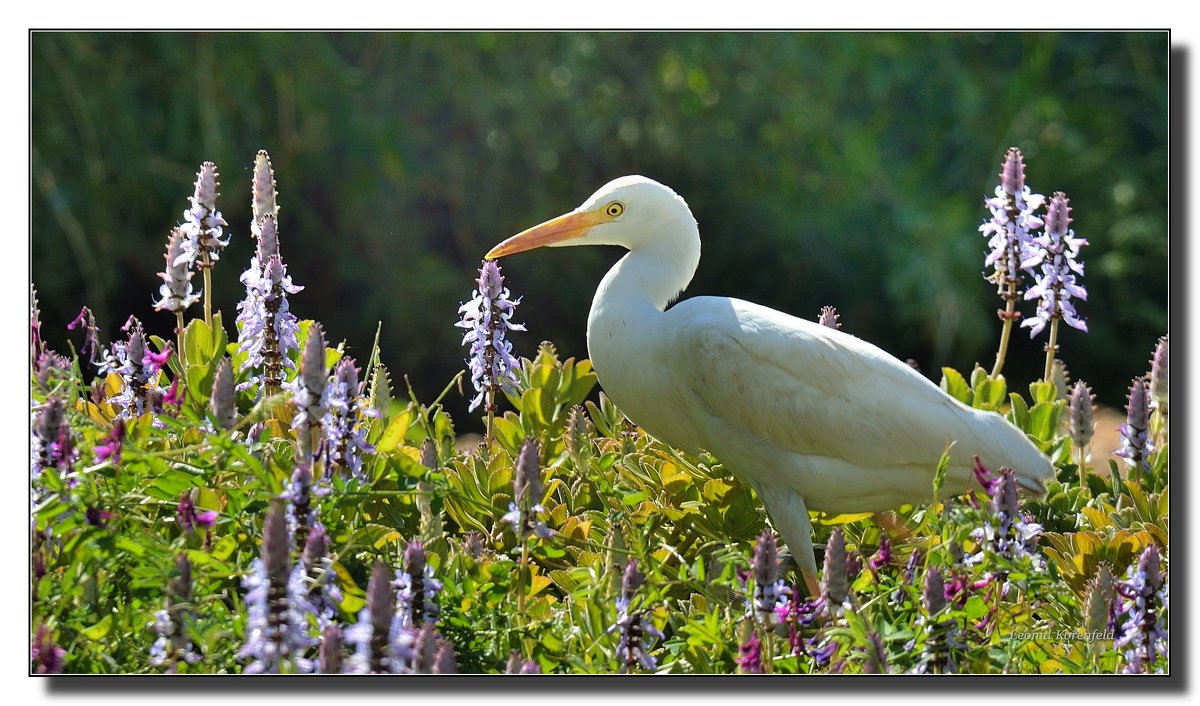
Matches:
[[595, 225, 701, 315]]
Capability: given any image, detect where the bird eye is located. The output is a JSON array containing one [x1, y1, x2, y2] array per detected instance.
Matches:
[[605, 202, 624, 218]]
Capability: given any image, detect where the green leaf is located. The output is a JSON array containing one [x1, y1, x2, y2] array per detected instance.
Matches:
[[80, 614, 113, 640], [374, 408, 414, 454], [113, 536, 146, 557], [964, 594, 988, 620], [211, 534, 238, 561], [940, 367, 972, 405], [1007, 393, 1030, 431]]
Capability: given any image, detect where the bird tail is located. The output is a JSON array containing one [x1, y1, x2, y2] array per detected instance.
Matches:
[[975, 409, 1055, 495]]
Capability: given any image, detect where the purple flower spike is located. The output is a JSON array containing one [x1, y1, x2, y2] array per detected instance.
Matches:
[[210, 358, 236, 430], [1149, 335, 1168, 414], [972, 455, 1001, 497], [749, 530, 791, 624], [869, 535, 892, 571], [1021, 192, 1088, 338], [143, 344, 172, 376], [32, 624, 66, 674], [607, 558, 664, 673], [395, 539, 443, 629], [95, 418, 126, 466], [967, 467, 1043, 573], [236, 213, 303, 397], [502, 437, 553, 540], [735, 629, 764, 674], [1068, 382, 1095, 451], [318, 624, 343, 674], [238, 500, 314, 674], [323, 356, 375, 480], [67, 305, 100, 365], [980, 147, 1045, 305], [457, 259, 525, 413], [346, 561, 416, 674], [822, 527, 849, 610], [1114, 377, 1155, 474], [818, 305, 841, 329], [178, 162, 230, 269], [153, 228, 201, 314], [252, 150, 279, 237], [291, 324, 329, 437], [1113, 545, 1168, 673]]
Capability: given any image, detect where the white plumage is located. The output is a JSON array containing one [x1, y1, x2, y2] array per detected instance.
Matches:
[[487, 175, 1053, 594]]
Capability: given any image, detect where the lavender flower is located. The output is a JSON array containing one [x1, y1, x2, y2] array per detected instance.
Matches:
[[457, 259, 525, 413], [290, 324, 329, 459], [236, 215, 303, 396], [821, 528, 850, 619], [1149, 335, 1168, 416], [1084, 563, 1115, 637], [409, 624, 440, 674], [394, 540, 443, 629], [66, 305, 100, 366], [85, 506, 113, 528], [1021, 192, 1088, 338], [502, 437, 553, 540], [912, 568, 956, 674], [30, 284, 44, 362], [176, 491, 218, 534], [463, 531, 485, 559], [210, 358, 237, 431], [346, 562, 415, 674], [95, 418, 126, 467], [967, 467, 1043, 571], [433, 640, 458, 674], [177, 162, 230, 269], [150, 554, 201, 670], [31, 624, 66, 674], [861, 631, 889, 674], [98, 322, 164, 418], [980, 148, 1044, 305], [607, 559, 663, 673], [1114, 377, 1155, 475], [31, 395, 70, 487], [153, 227, 201, 314], [566, 404, 592, 468], [1068, 381, 1095, 451], [869, 535, 892, 572], [322, 357, 376, 480], [282, 463, 317, 551], [1113, 544, 1168, 673], [251, 150, 279, 238], [297, 525, 342, 628], [317, 624, 343, 674], [506, 650, 542, 674], [736, 628, 764, 674], [748, 530, 791, 625], [818, 305, 841, 329], [238, 500, 314, 673]]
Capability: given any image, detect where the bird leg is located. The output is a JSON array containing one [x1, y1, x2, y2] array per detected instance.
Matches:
[[756, 484, 823, 598]]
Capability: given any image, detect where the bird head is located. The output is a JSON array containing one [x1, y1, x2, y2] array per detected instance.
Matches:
[[486, 175, 696, 259]]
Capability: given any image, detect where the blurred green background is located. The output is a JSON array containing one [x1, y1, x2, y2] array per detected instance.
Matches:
[[32, 32, 1168, 429]]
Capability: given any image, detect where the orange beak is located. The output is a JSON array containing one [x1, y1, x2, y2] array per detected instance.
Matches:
[[486, 209, 605, 259]]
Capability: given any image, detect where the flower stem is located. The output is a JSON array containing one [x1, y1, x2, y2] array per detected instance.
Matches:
[[517, 537, 530, 650], [485, 387, 495, 447], [990, 285, 1017, 379], [760, 623, 775, 674], [202, 265, 213, 328], [1077, 443, 1089, 496], [1043, 318, 1060, 382]]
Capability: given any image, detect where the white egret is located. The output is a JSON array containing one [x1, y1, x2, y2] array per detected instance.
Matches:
[[486, 175, 1053, 595]]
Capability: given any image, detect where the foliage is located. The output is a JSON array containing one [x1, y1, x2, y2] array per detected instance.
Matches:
[[31, 32, 1168, 423]]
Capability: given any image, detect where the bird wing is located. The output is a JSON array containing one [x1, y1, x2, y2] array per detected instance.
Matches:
[[669, 296, 1051, 483]]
